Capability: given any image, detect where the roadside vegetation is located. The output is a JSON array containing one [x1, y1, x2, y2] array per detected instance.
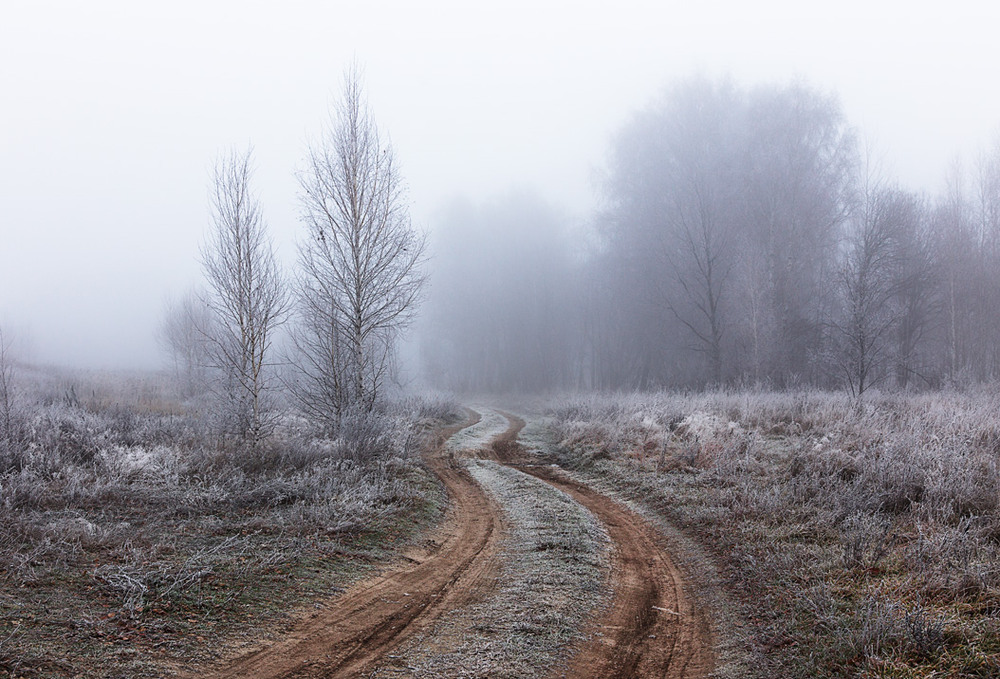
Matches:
[[0, 65, 439, 678], [549, 389, 1000, 678], [0, 366, 459, 678]]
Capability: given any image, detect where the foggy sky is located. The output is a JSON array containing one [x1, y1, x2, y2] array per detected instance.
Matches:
[[2, 0, 999, 369]]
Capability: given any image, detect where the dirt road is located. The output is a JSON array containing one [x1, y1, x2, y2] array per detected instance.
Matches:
[[199, 409, 713, 678], [199, 410, 506, 679], [539, 467, 713, 678], [489, 413, 713, 679]]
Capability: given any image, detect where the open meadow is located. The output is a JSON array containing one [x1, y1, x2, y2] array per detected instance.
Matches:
[[0, 367, 460, 677], [547, 389, 1000, 677]]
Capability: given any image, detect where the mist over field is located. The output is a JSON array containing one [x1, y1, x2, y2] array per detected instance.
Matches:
[[5, 4, 1000, 677], [1, 1, 999, 381]]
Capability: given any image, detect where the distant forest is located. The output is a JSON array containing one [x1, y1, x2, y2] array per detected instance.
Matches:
[[421, 78, 1000, 394]]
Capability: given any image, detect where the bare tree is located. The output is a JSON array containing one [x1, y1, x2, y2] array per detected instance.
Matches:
[[0, 326, 15, 443], [835, 160, 904, 398], [293, 67, 426, 426], [656, 81, 742, 386], [664, 193, 731, 385], [935, 162, 974, 381], [743, 84, 854, 386], [159, 290, 212, 398], [595, 78, 853, 389], [974, 143, 1000, 377], [201, 147, 288, 444], [889, 193, 937, 388]]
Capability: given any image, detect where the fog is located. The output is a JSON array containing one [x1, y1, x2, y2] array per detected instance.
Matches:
[[2, 1, 1000, 385]]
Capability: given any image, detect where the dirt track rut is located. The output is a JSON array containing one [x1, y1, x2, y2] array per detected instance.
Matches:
[[543, 467, 713, 678], [198, 410, 505, 679], [197, 409, 713, 678], [492, 413, 713, 679]]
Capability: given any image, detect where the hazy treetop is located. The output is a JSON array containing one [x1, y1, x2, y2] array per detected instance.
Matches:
[[1, 0, 998, 368]]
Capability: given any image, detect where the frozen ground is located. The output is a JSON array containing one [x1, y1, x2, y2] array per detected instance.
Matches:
[[372, 411, 611, 679]]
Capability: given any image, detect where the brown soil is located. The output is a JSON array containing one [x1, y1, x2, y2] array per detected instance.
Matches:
[[195, 409, 714, 678], [490, 413, 714, 679], [191, 409, 506, 679]]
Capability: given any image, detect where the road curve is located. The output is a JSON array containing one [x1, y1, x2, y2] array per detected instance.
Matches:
[[191, 409, 714, 678], [492, 412, 714, 679], [193, 409, 506, 679]]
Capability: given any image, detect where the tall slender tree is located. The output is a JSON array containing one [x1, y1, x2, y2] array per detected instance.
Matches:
[[201, 147, 288, 444], [293, 67, 426, 427], [0, 326, 15, 444], [835, 168, 902, 398]]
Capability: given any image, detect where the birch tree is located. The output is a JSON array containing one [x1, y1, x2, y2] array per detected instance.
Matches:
[[201, 147, 288, 444], [293, 68, 426, 426], [835, 160, 905, 398]]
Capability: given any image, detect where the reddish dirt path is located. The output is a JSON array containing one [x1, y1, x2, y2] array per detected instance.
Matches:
[[194, 409, 713, 678], [193, 410, 508, 679], [492, 413, 714, 679], [534, 468, 713, 678]]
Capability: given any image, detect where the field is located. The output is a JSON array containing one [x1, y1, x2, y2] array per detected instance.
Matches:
[[547, 389, 1000, 677], [3, 371, 1000, 678], [0, 367, 459, 677]]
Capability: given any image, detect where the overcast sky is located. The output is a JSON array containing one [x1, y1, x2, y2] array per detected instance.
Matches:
[[2, 0, 999, 369]]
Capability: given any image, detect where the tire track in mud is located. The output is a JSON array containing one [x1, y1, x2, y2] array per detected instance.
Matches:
[[195, 408, 713, 678], [195, 409, 507, 679], [370, 415, 611, 678], [492, 412, 714, 679]]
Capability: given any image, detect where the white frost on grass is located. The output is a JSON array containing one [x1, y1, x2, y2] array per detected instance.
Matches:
[[445, 407, 509, 453], [95, 445, 183, 485], [676, 411, 743, 441], [516, 415, 561, 457]]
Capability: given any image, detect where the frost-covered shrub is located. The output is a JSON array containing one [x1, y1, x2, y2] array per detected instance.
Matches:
[[841, 512, 895, 570], [555, 389, 1000, 527], [400, 393, 464, 425], [675, 410, 744, 441], [908, 517, 1000, 597], [0, 370, 448, 598]]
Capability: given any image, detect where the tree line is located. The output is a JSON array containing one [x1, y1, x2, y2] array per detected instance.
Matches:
[[422, 77, 1000, 395]]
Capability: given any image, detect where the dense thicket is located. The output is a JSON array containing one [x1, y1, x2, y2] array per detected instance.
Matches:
[[589, 80, 854, 389], [423, 78, 1000, 393]]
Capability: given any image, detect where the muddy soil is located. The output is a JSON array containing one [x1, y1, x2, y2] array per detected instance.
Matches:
[[491, 414, 713, 679]]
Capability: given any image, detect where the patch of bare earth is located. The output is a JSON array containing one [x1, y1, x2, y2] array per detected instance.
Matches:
[[0, 393, 457, 679], [491, 415, 715, 679], [184, 408, 719, 678], [548, 392, 1000, 677]]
